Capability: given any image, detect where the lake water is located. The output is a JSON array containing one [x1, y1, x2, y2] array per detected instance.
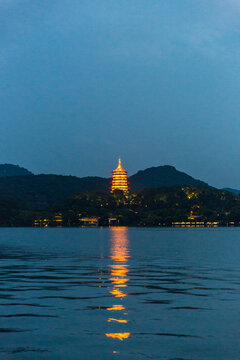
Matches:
[[0, 227, 240, 359]]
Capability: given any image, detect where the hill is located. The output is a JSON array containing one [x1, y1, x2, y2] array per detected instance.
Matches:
[[0, 164, 32, 177], [39, 186, 240, 226], [130, 165, 208, 191], [1, 184, 240, 226], [0, 175, 109, 209], [0, 164, 209, 209]]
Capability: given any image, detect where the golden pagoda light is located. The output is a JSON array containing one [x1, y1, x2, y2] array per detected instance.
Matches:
[[111, 157, 129, 192]]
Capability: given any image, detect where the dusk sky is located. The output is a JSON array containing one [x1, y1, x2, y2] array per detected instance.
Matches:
[[1, 0, 240, 188]]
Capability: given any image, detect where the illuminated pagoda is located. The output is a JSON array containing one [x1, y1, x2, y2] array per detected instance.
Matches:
[[111, 157, 129, 192]]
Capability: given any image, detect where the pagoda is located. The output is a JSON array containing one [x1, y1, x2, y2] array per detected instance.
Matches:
[[111, 158, 129, 192]]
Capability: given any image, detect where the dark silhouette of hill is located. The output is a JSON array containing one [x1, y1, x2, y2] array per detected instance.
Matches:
[[0, 164, 32, 177], [0, 164, 209, 209], [129, 165, 208, 191], [1, 185, 240, 227], [54, 185, 237, 226], [0, 175, 109, 209]]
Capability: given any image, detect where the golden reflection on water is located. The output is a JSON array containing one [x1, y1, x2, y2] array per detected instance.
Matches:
[[105, 332, 131, 341], [105, 227, 131, 342], [108, 318, 128, 323], [106, 304, 125, 311]]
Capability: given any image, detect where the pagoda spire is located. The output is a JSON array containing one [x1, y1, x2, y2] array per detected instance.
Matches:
[[117, 157, 122, 169]]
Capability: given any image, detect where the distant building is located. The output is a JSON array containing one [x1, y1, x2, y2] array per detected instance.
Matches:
[[108, 217, 119, 226], [33, 218, 50, 227], [111, 157, 129, 192], [54, 213, 63, 227], [79, 217, 99, 226], [172, 221, 219, 228]]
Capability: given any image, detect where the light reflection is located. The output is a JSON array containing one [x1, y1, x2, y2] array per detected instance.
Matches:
[[110, 288, 127, 297], [105, 227, 131, 342], [106, 304, 125, 311], [105, 332, 130, 341], [108, 318, 128, 323]]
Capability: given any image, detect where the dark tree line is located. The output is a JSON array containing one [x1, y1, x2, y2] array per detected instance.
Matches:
[[0, 186, 240, 227]]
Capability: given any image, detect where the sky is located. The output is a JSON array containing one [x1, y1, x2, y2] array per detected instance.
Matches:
[[1, 0, 240, 188]]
